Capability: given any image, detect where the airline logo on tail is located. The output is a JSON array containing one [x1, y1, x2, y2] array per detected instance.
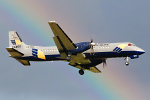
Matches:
[[11, 40, 16, 45], [11, 40, 21, 45], [113, 44, 128, 53]]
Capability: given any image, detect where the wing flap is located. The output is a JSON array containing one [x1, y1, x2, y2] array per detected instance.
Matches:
[[88, 67, 101, 73], [53, 36, 67, 59], [70, 53, 91, 64]]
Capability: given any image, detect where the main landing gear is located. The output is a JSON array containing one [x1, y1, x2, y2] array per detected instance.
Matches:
[[66, 55, 71, 61], [79, 69, 84, 75], [125, 56, 129, 66]]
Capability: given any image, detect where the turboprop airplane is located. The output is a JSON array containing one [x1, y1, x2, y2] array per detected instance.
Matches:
[[6, 21, 145, 75]]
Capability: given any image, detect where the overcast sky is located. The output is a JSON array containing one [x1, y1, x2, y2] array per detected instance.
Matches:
[[0, 0, 150, 100]]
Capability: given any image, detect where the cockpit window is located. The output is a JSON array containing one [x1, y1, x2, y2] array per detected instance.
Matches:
[[128, 43, 136, 46], [128, 43, 132, 46]]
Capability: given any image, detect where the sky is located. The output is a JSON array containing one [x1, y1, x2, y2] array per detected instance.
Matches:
[[0, 0, 150, 100]]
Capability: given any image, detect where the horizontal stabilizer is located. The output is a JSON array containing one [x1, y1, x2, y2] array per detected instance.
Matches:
[[6, 48, 24, 57], [15, 58, 30, 66]]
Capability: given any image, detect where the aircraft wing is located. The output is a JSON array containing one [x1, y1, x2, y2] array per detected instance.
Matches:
[[48, 21, 77, 59], [49, 21, 99, 73], [88, 67, 101, 73], [49, 22, 92, 67], [70, 53, 91, 65]]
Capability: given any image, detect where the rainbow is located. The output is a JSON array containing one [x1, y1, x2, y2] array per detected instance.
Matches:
[[0, 1, 144, 100], [0, 0, 54, 46]]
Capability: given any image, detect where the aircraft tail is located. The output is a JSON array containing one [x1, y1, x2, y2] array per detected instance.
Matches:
[[7, 31, 30, 66], [9, 31, 23, 47], [8, 31, 28, 49]]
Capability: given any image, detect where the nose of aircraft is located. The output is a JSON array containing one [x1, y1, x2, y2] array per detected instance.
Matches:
[[136, 48, 145, 55]]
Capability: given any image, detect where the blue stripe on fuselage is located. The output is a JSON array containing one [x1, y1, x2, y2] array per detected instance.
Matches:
[[19, 54, 61, 61], [85, 51, 141, 58], [18, 51, 141, 61]]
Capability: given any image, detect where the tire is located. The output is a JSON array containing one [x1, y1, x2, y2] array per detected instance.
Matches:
[[79, 69, 84, 75]]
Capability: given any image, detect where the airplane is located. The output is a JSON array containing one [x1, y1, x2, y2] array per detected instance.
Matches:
[[6, 21, 145, 75]]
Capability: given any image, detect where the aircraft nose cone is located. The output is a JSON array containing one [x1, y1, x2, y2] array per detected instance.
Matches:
[[137, 49, 145, 55]]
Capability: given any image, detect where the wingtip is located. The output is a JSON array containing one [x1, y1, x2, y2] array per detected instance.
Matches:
[[48, 21, 56, 23]]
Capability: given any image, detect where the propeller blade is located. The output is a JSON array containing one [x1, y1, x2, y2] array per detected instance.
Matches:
[[91, 38, 93, 43], [103, 60, 107, 68], [90, 47, 94, 55]]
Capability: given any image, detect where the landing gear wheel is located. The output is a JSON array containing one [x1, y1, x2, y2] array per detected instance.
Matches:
[[79, 69, 84, 75], [125, 62, 129, 66]]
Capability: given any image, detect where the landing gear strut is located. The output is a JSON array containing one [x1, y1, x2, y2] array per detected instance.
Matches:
[[66, 55, 71, 61], [125, 57, 129, 66], [79, 69, 84, 75]]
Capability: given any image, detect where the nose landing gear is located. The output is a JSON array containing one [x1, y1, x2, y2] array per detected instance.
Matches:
[[125, 62, 129, 66], [125, 56, 129, 66]]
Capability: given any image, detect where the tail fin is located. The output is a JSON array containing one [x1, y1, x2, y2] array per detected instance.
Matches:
[[7, 31, 30, 66], [9, 31, 22, 47]]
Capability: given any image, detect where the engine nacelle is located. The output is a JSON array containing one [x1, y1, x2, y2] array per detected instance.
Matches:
[[69, 42, 90, 54], [130, 55, 139, 59]]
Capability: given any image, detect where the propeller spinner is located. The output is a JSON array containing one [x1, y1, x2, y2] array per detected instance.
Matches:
[[90, 39, 95, 55]]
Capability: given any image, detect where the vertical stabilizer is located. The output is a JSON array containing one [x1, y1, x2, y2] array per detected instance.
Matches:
[[7, 31, 30, 66], [9, 31, 22, 47]]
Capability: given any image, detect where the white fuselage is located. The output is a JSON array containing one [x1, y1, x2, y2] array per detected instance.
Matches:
[[19, 42, 145, 61]]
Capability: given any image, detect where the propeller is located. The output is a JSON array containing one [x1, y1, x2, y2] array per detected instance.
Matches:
[[103, 60, 107, 68], [102, 58, 107, 68], [90, 39, 95, 55]]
